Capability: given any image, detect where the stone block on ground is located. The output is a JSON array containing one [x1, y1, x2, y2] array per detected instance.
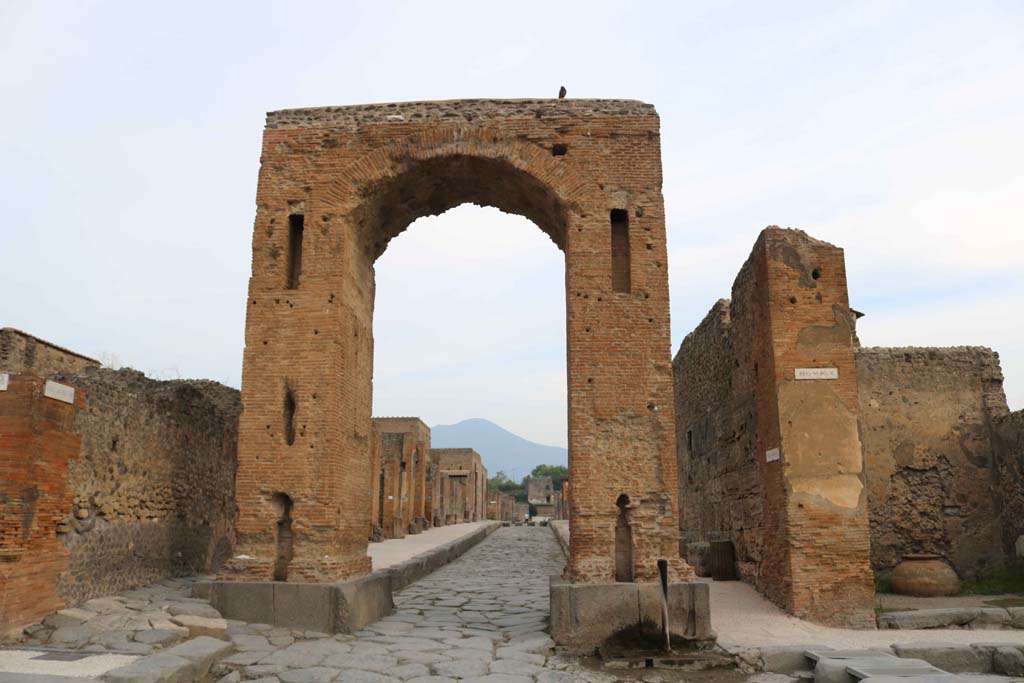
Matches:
[[993, 646, 1024, 676], [169, 614, 228, 639], [101, 652, 196, 683], [968, 608, 1011, 629], [892, 643, 991, 673], [162, 635, 234, 670], [759, 646, 830, 673], [877, 608, 979, 630]]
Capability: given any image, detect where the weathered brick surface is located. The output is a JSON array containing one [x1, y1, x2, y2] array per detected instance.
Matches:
[[430, 448, 487, 523], [858, 346, 1015, 576], [372, 417, 430, 538], [228, 98, 690, 584], [674, 228, 873, 627], [0, 328, 99, 379], [0, 375, 79, 638]]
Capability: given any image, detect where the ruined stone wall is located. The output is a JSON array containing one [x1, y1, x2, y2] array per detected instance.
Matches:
[[379, 433, 404, 538], [857, 347, 1011, 577], [995, 409, 1024, 563], [431, 449, 487, 521], [0, 328, 99, 378], [368, 422, 382, 539], [54, 368, 239, 604], [674, 228, 874, 627], [526, 476, 554, 506], [674, 299, 763, 580], [372, 417, 430, 535]]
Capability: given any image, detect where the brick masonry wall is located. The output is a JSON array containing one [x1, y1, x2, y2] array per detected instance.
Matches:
[[372, 417, 431, 536], [431, 449, 487, 522], [0, 375, 79, 638], [857, 347, 1013, 577], [54, 368, 240, 604], [228, 98, 690, 584], [674, 228, 874, 627]]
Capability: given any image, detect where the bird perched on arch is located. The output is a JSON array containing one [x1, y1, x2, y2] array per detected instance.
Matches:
[[558, 86, 567, 99]]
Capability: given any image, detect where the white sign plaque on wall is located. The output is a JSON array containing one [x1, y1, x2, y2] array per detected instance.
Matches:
[[765, 447, 781, 463], [0, 373, 8, 391], [795, 367, 839, 380], [44, 380, 75, 404]]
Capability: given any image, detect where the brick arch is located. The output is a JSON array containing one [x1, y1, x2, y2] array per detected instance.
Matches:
[[225, 99, 692, 591], [318, 129, 597, 259]]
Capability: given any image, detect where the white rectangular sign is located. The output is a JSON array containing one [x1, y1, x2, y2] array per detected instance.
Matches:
[[44, 380, 75, 404], [766, 447, 781, 463], [0, 373, 7, 391], [795, 367, 839, 380]]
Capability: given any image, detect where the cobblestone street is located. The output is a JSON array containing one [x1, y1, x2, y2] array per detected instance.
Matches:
[[212, 525, 596, 683]]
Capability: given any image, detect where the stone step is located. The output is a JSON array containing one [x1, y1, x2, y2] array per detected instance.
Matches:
[[0, 675, 97, 683], [846, 658, 948, 680]]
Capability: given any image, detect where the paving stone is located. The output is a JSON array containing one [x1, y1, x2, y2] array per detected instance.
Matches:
[[892, 643, 991, 673], [461, 675, 533, 683], [490, 658, 546, 676], [493, 648, 545, 665], [993, 646, 1024, 676], [49, 626, 93, 647], [169, 614, 228, 639], [231, 633, 274, 651], [223, 650, 267, 665], [247, 664, 288, 677], [134, 628, 186, 646], [165, 601, 222, 619], [279, 667, 341, 683], [217, 672, 241, 683], [322, 653, 398, 672], [433, 658, 489, 678], [536, 672, 576, 683], [334, 672, 401, 683], [393, 650, 453, 665], [102, 653, 196, 683], [385, 662, 431, 679]]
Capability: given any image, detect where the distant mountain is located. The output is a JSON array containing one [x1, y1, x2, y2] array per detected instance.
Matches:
[[430, 418, 567, 481]]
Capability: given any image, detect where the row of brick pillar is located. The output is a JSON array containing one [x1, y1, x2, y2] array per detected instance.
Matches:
[[368, 419, 489, 540]]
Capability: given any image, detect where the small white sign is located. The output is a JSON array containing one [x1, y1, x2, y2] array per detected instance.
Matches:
[[766, 447, 781, 463], [0, 373, 8, 391], [795, 367, 839, 380], [44, 380, 75, 404], [387, 495, 394, 501]]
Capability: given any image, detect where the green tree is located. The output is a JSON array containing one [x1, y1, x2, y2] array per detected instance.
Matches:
[[487, 471, 512, 489], [529, 464, 569, 490]]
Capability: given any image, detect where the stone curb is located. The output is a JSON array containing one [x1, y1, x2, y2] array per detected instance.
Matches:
[[386, 521, 501, 592], [549, 520, 569, 557], [100, 636, 233, 683], [748, 642, 1024, 678], [878, 607, 1023, 631]]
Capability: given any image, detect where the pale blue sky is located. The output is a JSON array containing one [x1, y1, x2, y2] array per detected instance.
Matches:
[[1, 1, 1021, 447]]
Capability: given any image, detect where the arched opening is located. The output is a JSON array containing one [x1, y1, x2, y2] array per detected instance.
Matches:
[[271, 492, 294, 581], [371, 200, 569, 530], [356, 153, 571, 536]]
